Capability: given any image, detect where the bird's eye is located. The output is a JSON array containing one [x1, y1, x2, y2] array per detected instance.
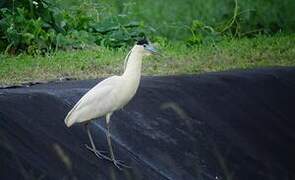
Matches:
[[143, 44, 146, 47]]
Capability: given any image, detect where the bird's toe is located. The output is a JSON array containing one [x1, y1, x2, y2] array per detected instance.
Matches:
[[112, 159, 131, 170], [85, 144, 110, 160]]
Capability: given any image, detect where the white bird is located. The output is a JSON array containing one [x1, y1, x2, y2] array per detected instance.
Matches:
[[64, 39, 157, 169]]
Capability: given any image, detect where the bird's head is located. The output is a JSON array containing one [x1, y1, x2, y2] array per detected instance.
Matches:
[[136, 38, 158, 56]]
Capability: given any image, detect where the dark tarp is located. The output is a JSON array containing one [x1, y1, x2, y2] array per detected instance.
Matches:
[[0, 67, 295, 180]]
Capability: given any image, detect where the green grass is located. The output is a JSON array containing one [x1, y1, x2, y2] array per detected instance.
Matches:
[[0, 34, 294, 86]]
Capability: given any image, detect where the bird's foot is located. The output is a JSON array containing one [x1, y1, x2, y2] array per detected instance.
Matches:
[[111, 159, 131, 170], [85, 144, 130, 170], [85, 144, 110, 160]]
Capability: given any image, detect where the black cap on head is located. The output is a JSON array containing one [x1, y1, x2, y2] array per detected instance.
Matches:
[[136, 38, 149, 45]]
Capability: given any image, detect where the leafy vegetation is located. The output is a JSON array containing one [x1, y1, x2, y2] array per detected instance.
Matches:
[[0, 0, 294, 85], [117, 0, 295, 39], [1, 34, 294, 85], [0, 0, 294, 54], [0, 0, 147, 54]]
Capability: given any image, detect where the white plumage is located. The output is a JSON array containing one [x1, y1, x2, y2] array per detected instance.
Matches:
[[64, 40, 157, 169], [65, 76, 122, 126]]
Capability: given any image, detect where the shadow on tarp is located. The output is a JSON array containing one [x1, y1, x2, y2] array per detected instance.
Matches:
[[0, 67, 295, 180]]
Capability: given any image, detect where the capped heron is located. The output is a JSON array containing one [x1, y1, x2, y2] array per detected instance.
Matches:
[[64, 39, 157, 169]]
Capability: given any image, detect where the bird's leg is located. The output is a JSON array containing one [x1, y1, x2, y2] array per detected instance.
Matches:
[[85, 123, 110, 160], [105, 113, 130, 170]]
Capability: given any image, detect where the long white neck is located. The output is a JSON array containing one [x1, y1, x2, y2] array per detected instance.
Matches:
[[122, 45, 144, 78]]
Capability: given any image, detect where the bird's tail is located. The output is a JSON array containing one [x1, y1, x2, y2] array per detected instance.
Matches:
[[64, 104, 79, 127]]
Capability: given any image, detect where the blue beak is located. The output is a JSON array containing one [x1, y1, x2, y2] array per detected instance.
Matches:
[[144, 44, 158, 54]]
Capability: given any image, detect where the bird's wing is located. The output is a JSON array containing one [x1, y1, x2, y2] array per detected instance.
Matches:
[[65, 76, 122, 126]]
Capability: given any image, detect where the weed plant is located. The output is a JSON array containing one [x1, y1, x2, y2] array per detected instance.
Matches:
[[0, 0, 294, 54]]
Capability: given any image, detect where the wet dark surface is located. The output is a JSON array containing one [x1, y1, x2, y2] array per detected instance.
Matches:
[[1, 67, 295, 180]]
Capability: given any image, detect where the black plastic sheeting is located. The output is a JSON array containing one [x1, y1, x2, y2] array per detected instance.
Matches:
[[1, 67, 295, 180]]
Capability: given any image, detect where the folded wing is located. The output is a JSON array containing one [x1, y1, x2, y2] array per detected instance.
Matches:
[[65, 76, 121, 127]]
